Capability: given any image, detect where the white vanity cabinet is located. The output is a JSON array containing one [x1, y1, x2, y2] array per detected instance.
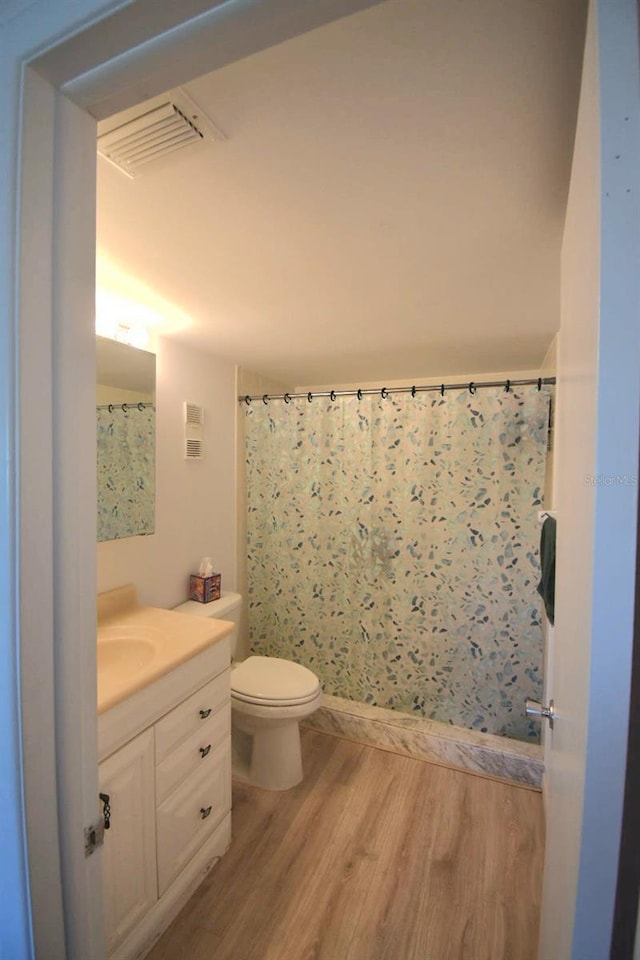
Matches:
[[99, 729, 157, 955], [98, 637, 231, 960]]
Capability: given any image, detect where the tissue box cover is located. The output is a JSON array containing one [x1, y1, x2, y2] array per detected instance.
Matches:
[[189, 573, 221, 603]]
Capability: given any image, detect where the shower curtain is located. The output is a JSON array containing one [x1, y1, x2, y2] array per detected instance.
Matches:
[[97, 404, 155, 541], [245, 386, 551, 741]]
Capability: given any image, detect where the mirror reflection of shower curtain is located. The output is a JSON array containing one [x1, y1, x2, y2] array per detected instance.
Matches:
[[245, 387, 551, 741], [97, 405, 155, 541]]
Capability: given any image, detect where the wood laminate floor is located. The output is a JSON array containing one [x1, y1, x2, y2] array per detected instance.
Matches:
[[146, 729, 544, 960]]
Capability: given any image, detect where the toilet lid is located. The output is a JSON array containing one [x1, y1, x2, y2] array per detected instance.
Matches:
[[231, 656, 320, 706]]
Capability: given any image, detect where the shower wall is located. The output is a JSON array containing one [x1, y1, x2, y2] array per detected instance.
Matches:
[[245, 385, 551, 741]]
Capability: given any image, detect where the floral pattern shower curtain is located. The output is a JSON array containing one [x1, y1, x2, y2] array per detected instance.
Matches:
[[97, 404, 155, 541], [245, 387, 551, 741]]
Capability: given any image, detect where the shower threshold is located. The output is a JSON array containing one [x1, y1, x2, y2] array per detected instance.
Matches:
[[303, 694, 543, 789]]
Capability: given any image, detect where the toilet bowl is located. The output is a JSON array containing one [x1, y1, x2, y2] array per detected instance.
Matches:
[[231, 655, 322, 790], [173, 594, 322, 790]]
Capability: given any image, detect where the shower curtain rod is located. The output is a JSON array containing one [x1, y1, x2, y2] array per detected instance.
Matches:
[[239, 376, 556, 405], [96, 401, 154, 412]]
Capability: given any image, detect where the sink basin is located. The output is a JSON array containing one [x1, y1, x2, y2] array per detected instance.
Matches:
[[96, 597, 233, 715], [97, 625, 161, 674]]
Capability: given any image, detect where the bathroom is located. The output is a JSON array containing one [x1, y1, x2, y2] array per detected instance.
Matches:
[[6, 1, 640, 959], [93, 1, 573, 954]]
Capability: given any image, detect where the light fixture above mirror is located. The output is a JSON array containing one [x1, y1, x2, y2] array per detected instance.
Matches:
[[96, 253, 193, 348]]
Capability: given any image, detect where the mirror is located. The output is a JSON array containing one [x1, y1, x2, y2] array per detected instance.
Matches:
[[96, 335, 156, 542]]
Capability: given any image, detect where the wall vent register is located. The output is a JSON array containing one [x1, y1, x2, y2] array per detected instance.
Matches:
[[184, 402, 204, 460]]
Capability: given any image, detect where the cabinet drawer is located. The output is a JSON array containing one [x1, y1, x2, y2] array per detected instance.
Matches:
[[155, 670, 229, 763], [156, 702, 230, 805], [156, 738, 231, 896]]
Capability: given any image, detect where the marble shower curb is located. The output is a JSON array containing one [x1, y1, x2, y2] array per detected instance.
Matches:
[[303, 694, 543, 789]]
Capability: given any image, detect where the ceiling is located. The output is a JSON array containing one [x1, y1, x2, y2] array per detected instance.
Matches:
[[96, 0, 588, 387]]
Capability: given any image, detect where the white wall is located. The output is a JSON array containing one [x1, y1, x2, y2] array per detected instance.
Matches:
[[98, 336, 237, 609]]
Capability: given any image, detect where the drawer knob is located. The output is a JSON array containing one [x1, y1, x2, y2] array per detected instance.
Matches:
[[200, 805, 212, 820], [199, 744, 211, 758], [199, 708, 212, 719]]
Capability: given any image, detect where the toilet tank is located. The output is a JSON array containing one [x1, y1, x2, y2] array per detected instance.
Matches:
[[173, 591, 242, 658]]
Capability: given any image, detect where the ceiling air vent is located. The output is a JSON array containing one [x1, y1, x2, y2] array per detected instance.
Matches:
[[97, 88, 226, 179], [184, 402, 204, 460]]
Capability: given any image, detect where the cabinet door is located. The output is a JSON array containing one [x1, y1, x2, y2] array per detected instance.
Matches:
[[99, 727, 157, 954]]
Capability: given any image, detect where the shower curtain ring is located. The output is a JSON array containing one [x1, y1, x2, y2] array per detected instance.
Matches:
[[381, 387, 388, 399], [505, 380, 511, 393], [244, 395, 252, 405], [440, 384, 445, 396], [537, 378, 542, 391], [307, 392, 313, 403], [262, 395, 269, 405], [411, 385, 416, 398], [330, 390, 336, 401], [138, 402, 144, 411], [122, 403, 128, 412], [284, 393, 291, 404], [468, 382, 476, 395], [108, 404, 114, 414], [357, 389, 362, 400]]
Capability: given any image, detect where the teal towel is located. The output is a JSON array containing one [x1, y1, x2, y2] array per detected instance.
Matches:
[[537, 516, 556, 624]]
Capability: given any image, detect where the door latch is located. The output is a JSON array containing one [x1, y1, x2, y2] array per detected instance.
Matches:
[[84, 793, 111, 857], [84, 819, 105, 857], [99, 792, 111, 830]]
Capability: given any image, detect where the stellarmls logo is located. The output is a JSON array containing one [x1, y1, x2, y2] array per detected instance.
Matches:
[[584, 474, 638, 486]]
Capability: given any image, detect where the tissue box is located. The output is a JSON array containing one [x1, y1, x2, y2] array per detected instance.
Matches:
[[189, 573, 221, 603]]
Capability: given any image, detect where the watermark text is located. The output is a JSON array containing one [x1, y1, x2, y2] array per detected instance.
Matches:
[[584, 474, 638, 487]]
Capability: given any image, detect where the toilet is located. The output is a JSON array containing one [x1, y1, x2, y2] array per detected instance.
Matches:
[[173, 592, 322, 790]]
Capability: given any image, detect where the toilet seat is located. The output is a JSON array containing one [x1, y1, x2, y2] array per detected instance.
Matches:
[[231, 656, 320, 708]]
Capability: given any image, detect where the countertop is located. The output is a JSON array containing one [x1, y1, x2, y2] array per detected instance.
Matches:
[[97, 587, 232, 714]]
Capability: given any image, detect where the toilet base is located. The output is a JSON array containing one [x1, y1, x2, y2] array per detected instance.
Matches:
[[231, 716, 303, 791], [230, 688, 322, 791]]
